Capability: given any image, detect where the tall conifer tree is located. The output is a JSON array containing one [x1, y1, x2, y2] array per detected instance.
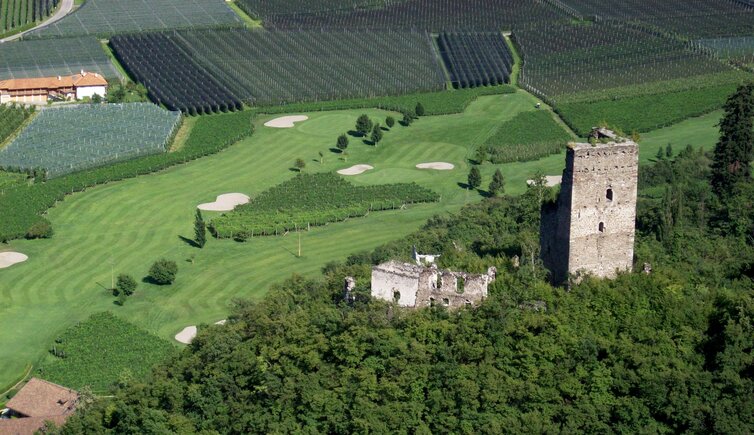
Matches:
[[711, 84, 754, 196]]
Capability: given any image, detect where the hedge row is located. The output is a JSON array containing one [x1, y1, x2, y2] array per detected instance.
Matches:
[[0, 111, 254, 242], [251, 85, 515, 116]]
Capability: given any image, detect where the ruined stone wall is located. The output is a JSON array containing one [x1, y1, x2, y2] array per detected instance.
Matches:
[[541, 136, 638, 283], [371, 261, 495, 309], [414, 268, 494, 309]]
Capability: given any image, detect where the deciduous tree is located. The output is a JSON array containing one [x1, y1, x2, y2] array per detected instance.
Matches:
[[355, 114, 373, 136], [337, 134, 349, 152], [114, 274, 137, 296], [148, 259, 178, 285]]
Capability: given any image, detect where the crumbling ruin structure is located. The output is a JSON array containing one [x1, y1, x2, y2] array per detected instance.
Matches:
[[540, 128, 638, 284], [370, 260, 496, 309]]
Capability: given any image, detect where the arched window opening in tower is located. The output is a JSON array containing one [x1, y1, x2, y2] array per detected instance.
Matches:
[[599, 222, 605, 233], [606, 188, 613, 202]]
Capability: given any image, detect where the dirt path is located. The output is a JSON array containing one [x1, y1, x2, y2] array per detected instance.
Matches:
[[0, 0, 74, 43]]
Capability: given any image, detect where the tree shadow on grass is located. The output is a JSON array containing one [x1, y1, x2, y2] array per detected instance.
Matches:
[[178, 235, 199, 248], [330, 148, 343, 154]]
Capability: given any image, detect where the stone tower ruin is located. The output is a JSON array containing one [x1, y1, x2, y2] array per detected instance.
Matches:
[[541, 128, 638, 284]]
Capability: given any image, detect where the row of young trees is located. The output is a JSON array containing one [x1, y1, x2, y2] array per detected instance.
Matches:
[[328, 102, 424, 163]]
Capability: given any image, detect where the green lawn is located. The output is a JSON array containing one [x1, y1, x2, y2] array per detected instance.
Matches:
[[0, 91, 725, 390], [0, 91, 550, 389]]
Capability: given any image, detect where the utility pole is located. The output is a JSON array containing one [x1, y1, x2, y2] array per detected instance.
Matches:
[[110, 252, 115, 290]]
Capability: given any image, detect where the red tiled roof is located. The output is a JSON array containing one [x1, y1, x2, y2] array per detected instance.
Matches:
[[72, 72, 107, 87], [0, 415, 67, 435], [0, 72, 106, 91], [5, 378, 78, 418]]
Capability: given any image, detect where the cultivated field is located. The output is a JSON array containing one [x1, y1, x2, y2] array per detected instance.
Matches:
[[211, 172, 439, 239], [29, 0, 241, 38], [111, 29, 447, 112], [515, 21, 733, 99], [38, 312, 176, 392], [246, 0, 565, 31], [0, 91, 562, 389], [438, 32, 514, 89], [0, 104, 32, 146], [560, 0, 754, 38], [0, 0, 59, 36], [0, 36, 118, 81], [0, 104, 181, 178], [481, 110, 573, 163]]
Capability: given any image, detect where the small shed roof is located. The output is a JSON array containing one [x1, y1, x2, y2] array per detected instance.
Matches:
[[5, 378, 79, 418]]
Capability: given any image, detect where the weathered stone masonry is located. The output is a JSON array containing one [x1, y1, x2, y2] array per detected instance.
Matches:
[[370, 260, 496, 309], [541, 129, 638, 284]]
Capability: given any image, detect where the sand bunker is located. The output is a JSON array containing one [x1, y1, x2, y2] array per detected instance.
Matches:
[[264, 115, 309, 128], [175, 326, 197, 344], [337, 164, 374, 175], [416, 162, 455, 170], [197, 193, 250, 212], [175, 320, 227, 344], [0, 252, 28, 269], [526, 175, 562, 187]]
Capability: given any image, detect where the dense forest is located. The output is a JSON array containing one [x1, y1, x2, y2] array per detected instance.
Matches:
[[57, 86, 754, 433]]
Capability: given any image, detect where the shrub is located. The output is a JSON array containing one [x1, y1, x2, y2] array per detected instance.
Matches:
[[114, 274, 137, 296], [25, 219, 53, 239], [148, 259, 178, 285], [415, 102, 425, 116]]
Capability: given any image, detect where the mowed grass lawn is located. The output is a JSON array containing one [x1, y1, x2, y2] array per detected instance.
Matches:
[[0, 91, 557, 388], [0, 92, 724, 389]]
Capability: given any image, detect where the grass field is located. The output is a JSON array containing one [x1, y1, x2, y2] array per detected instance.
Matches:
[[0, 90, 725, 390], [0, 91, 557, 389]]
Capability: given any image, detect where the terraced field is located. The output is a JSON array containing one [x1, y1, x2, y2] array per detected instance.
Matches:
[[0, 91, 564, 388]]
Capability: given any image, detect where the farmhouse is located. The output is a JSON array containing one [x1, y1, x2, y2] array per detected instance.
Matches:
[[0, 378, 79, 434], [371, 260, 496, 309], [0, 71, 108, 104]]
